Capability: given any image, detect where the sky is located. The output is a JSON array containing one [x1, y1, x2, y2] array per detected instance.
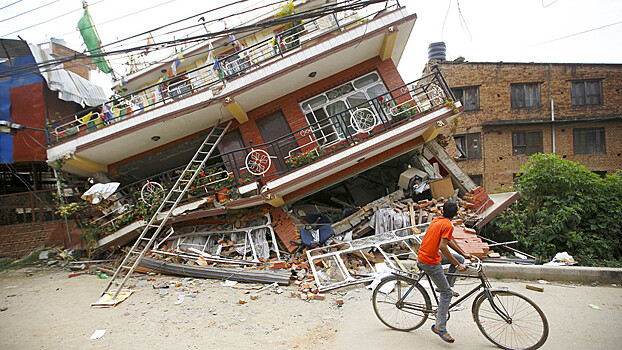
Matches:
[[1, 0, 621, 89]]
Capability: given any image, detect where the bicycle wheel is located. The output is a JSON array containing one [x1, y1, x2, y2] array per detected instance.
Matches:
[[473, 290, 549, 350], [372, 275, 431, 331]]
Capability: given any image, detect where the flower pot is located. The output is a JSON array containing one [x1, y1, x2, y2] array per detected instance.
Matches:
[[217, 189, 229, 202]]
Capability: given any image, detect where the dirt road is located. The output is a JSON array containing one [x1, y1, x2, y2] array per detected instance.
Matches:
[[1, 267, 620, 349]]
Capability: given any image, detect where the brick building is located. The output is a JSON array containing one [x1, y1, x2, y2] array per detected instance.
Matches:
[[426, 61, 622, 192], [45, 1, 513, 252]]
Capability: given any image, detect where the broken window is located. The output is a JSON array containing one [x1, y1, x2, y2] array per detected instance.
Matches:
[[299, 71, 390, 147], [454, 133, 481, 159], [573, 127, 606, 154], [451, 86, 479, 111], [512, 131, 542, 156], [511, 83, 540, 108], [571, 80, 602, 106]]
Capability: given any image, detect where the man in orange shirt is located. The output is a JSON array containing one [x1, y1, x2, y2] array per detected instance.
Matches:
[[417, 200, 470, 343]]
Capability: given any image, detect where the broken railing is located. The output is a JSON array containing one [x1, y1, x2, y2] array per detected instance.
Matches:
[[46, 4, 397, 145], [75, 67, 456, 237], [306, 227, 424, 291]]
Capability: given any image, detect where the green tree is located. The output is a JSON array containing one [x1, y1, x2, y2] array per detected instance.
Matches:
[[491, 153, 622, 266]]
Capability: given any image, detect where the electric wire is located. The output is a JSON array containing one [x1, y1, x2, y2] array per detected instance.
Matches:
[[1, 0, 107, 37], [0, 0, 388, 79], [0, 0, 60, 23], [530, 20, 622, 47], [0, 0, 22, 12]]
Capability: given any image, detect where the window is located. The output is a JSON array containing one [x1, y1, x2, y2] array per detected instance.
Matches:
[[300, 71, 390, 146], [574, 128, 606, 154], [256, 111, 297, 172], [451, 86, 479, 111], [469, 174, 482, 187], [454, 133, 481, 159], [571, 80, 602, 105], [593, 171, 607, 178], [512, 131, 542, 156], [511, 83, 540, 108]]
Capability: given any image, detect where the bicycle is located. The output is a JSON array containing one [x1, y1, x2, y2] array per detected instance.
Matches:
[[372, 256, 549, 350]]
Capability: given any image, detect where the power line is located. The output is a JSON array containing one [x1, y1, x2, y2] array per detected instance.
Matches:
[[2, 0, 107, 37], [0, 0, 22, 12], [1, 0, 386, 79], [0, 0, 60, 23], [531, 20, 622, 47]]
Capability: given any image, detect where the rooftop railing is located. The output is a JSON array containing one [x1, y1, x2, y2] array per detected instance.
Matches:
[[46, 3, 399, 145], [75, 66, 457, 237]]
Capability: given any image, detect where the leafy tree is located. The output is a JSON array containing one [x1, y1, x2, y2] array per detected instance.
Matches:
[[490, 153, 622, 266]]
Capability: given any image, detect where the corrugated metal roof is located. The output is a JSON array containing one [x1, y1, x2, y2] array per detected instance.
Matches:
[[29, 44, 108, 107]]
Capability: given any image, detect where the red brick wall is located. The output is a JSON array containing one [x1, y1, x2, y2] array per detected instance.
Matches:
[[430, 62, 622, 192], [10, 83, 47, 163]]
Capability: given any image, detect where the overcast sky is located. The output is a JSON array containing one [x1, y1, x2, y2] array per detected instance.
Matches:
[[1, 0, 621, 87]]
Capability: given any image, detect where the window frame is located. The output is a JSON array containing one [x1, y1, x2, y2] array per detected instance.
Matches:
[[510, 83, 541, 108], [454, 132, 482, 159], [512, 130, 543, 156], [573, 127, 606, 154], [299, 71, 390, 147], [451, 86, 480, 111], [571, 79, 603, 106]]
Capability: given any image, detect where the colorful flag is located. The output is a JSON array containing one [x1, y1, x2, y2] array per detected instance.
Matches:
[[212, 57, 223, 81], [162, 50, 184, 80], [77, 3, 111, 73], [116, 76, 127, 92]]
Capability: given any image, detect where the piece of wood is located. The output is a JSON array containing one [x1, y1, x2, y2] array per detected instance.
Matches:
[[392, 256, 407, 271], [408, 202, 421, 234], [526, 284, 544, 292], [429, 177, 454, 199]]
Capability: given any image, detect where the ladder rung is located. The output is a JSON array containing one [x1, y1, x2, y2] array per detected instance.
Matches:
[[139, 237, 151, 241], [121, 265, 133, 270]]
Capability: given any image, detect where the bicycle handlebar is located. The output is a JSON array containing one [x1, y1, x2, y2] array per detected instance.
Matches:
[[465, 255, 483, 273]]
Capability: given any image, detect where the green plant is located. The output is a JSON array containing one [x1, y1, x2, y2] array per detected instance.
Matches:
[[391, 103, 417, 122], [490, 154, 622, 267], [286, 147, 321, 168]]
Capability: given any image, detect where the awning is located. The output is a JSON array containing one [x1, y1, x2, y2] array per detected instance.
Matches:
[[28, 44, 108, 107], [474, 192, 520, 229]]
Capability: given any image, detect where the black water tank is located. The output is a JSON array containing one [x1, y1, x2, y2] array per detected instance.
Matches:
[[428, 42, 446, 61]]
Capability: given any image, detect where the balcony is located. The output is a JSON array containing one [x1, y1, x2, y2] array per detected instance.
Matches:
[[76, 67, 461, 249], [45, 5, 417, 176]]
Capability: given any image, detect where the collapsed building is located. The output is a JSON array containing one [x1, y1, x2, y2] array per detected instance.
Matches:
[[17, 0, 518, 295]]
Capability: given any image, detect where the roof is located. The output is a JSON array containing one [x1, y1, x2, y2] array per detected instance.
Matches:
[[29, 44, 108, 107]]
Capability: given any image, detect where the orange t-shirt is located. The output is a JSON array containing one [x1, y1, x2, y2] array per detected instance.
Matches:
[[418, 216, 454, 265]]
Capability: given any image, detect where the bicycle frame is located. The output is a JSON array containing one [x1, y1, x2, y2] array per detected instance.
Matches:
[[395, 269, 513, 323]]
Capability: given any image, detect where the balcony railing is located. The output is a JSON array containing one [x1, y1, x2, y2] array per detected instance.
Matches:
[[46, 3, 400, 145], [76, 66, 457, 237]]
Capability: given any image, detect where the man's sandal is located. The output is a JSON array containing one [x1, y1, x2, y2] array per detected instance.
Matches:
[[432, 325, 455, 343]]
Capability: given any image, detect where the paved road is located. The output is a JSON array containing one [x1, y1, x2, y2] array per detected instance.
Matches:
[[330, 279, 622, 349]]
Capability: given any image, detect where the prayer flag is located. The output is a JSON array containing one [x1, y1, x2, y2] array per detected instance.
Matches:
[[77, 3, 111, 73]]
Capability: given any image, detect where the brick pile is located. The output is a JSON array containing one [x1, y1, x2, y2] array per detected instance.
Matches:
[[451, 225, 489, 258], [268, 208, 299, 253], [464, 186, 493, 214]]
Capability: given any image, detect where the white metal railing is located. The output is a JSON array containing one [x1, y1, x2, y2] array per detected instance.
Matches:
[[49, 5, 395, 144]]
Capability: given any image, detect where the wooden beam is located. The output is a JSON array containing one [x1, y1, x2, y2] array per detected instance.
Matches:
[[265, 193, 285, 207], [223, 97, 248, 124], [379, 26, 399, 61], [65, 154, 107, 174]]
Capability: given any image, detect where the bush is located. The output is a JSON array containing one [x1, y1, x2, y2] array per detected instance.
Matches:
[[490, 153, 622, 266]]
